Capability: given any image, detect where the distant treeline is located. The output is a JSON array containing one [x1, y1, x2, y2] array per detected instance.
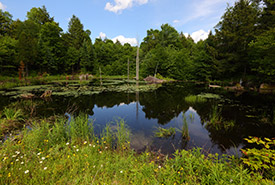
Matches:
[[0, 0, 274, 83]]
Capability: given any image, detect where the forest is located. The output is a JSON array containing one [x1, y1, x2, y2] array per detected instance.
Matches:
[[0, 0, 274, 83]]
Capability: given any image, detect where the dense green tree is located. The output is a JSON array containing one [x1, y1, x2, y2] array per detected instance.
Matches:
[[0, 10, 13, 36], [215, 0, 260, 79], [38, 22, 64, 73], [249, 28, 275, 82], [26, 6, 54, 25]]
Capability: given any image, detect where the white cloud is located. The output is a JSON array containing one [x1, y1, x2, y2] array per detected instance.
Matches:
[[98, 32, 107, 39], [184, 30, 210, 43], [173, 20, 180, 24], [112, 35, 137, 46], [0, 2, 7, 10], [105, 0, 149, 14]]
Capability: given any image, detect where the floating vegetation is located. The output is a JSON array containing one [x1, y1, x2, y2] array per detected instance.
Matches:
[[0, 80, 161, 98], [176, 115, 190, 140], [184, 95, 207, 104], [197, 93, 221, 99], [155, 127, 176, 138]]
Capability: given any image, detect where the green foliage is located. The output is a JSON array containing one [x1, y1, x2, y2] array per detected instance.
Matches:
[[241, 136, 275, 178], [2, 107, 24, 121], [0, 115, 270, 184], [249, 28, 275, 82], [154, 127, 176, 138]]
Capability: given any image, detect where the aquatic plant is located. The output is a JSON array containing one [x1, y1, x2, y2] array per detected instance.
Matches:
[[206, 105, 235, 131], [184, 95, 207, 104], [182, 115, 190, 140], [197, 93, 221, 99], [115, 119, 130, 149], [155, 127, 176, 138]]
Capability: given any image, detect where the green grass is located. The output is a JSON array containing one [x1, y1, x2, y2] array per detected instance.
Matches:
[[0, 115, 272, 184], [185, 95, 207, 104], [155, 127, 176, 138]]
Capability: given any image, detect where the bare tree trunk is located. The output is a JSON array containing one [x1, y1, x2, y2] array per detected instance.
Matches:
[[99, 67, 102, 85], [127, 58, 130, 81], [136, 41, 139, 81]]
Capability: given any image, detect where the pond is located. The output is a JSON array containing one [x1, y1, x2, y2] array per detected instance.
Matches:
[[1, 80, 275, 155]]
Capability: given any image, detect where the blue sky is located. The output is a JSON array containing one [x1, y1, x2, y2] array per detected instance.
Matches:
[[0, 0, 236, 45]]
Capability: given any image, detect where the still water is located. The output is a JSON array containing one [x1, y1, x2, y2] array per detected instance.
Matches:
[[1, 82, 274, 155]]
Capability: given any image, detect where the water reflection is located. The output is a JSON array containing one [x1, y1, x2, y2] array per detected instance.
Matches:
[[1, 82, 274, 155]]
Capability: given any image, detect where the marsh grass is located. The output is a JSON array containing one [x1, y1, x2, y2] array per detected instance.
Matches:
[[155, 127, 176, 138], [0, 115, 271, 184], [185, 95, 207, 104], [207, 105, 235, 131]]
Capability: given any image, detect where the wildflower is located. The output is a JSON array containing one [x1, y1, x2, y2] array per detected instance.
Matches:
[[24, 170, 29, 174], [120, 170, 123, 173], [73, 146, 76, 148], [44, 140, 48, 143], [21, 156, 23, 158], [40, 161, 43, 164], [19, 168, 21, 170], [84, 141, 87, 144], [21, 162, 24, 165], [66, 142, 70, 145], [97, 141, 99, 144], [76, 149, 79, 152], [12, 155, 17, 158], [8, 173, 11, 177], [41, 157, 45, 160], [105, 147, 108, 149], [93, 145, 95, 148], [158, 166, 161, 169], [67, 155, 70, 158], [93, 165, 96, 168], [44, 167, 47, 170], [101, 164, 103, 168], [99, 151, 102, 154], [15, 151, 20, 155], [10, 162, 13, 165], [89, 144, 92, 147], [37, 152, 41, 156], [16, 159, 19, 162]]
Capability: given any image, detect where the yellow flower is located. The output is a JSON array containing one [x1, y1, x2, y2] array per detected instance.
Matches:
[[8, 173, 11, 177], [67, 155, 70, 158], [10, 162, 13, 165]]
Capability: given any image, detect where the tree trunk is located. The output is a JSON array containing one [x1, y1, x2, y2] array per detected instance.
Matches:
[[136, 44, 139, 81]]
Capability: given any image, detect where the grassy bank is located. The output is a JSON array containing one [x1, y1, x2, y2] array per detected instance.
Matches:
[[0, 115, 272, 184]]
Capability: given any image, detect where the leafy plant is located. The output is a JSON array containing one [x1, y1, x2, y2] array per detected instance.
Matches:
[[241, 136, 275, 178], [184, 95, 207, 104], [3, 107, 24, 121]]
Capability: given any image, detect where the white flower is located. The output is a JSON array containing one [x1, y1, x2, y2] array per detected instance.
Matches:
[[16, 159, 19, 162], [41, 157, 45, 160], [20, 156, 23, 158], [12, 155, 17, 158], [93, 145, 95, 148], [19, 168, 21, 170], [99, 151, 102, 154], [24, 170, 29, 174], [105, 147, 108, 149], [44, 167, 47, 170], [101, 164, 103, 167], [21, 162, 24, 165], [15, 151, 20, 155], [93, 165, 96, 168], [158, 166, 161, 169], [39, 161, 43, 164], [37, 152, 41, 156], [66, 142, 70, 145], [73, 146, 76, 148], [84, 141, 87, 144], [120, 170, 123, 173], [76, 149, 79, 152], [89, 144, 92, 146]]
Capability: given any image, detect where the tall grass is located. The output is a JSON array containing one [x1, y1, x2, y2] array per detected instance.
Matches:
[[0, 115, 271, 184]]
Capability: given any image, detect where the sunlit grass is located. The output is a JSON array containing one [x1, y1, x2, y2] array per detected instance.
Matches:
[[0, 115, 271, 184], [185, 95, 207, 104]]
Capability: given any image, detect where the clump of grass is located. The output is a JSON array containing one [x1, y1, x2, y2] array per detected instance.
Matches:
[[206, 105, 235, 131], [185, 95, 207, 104], [155, 127, 176, 138]]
